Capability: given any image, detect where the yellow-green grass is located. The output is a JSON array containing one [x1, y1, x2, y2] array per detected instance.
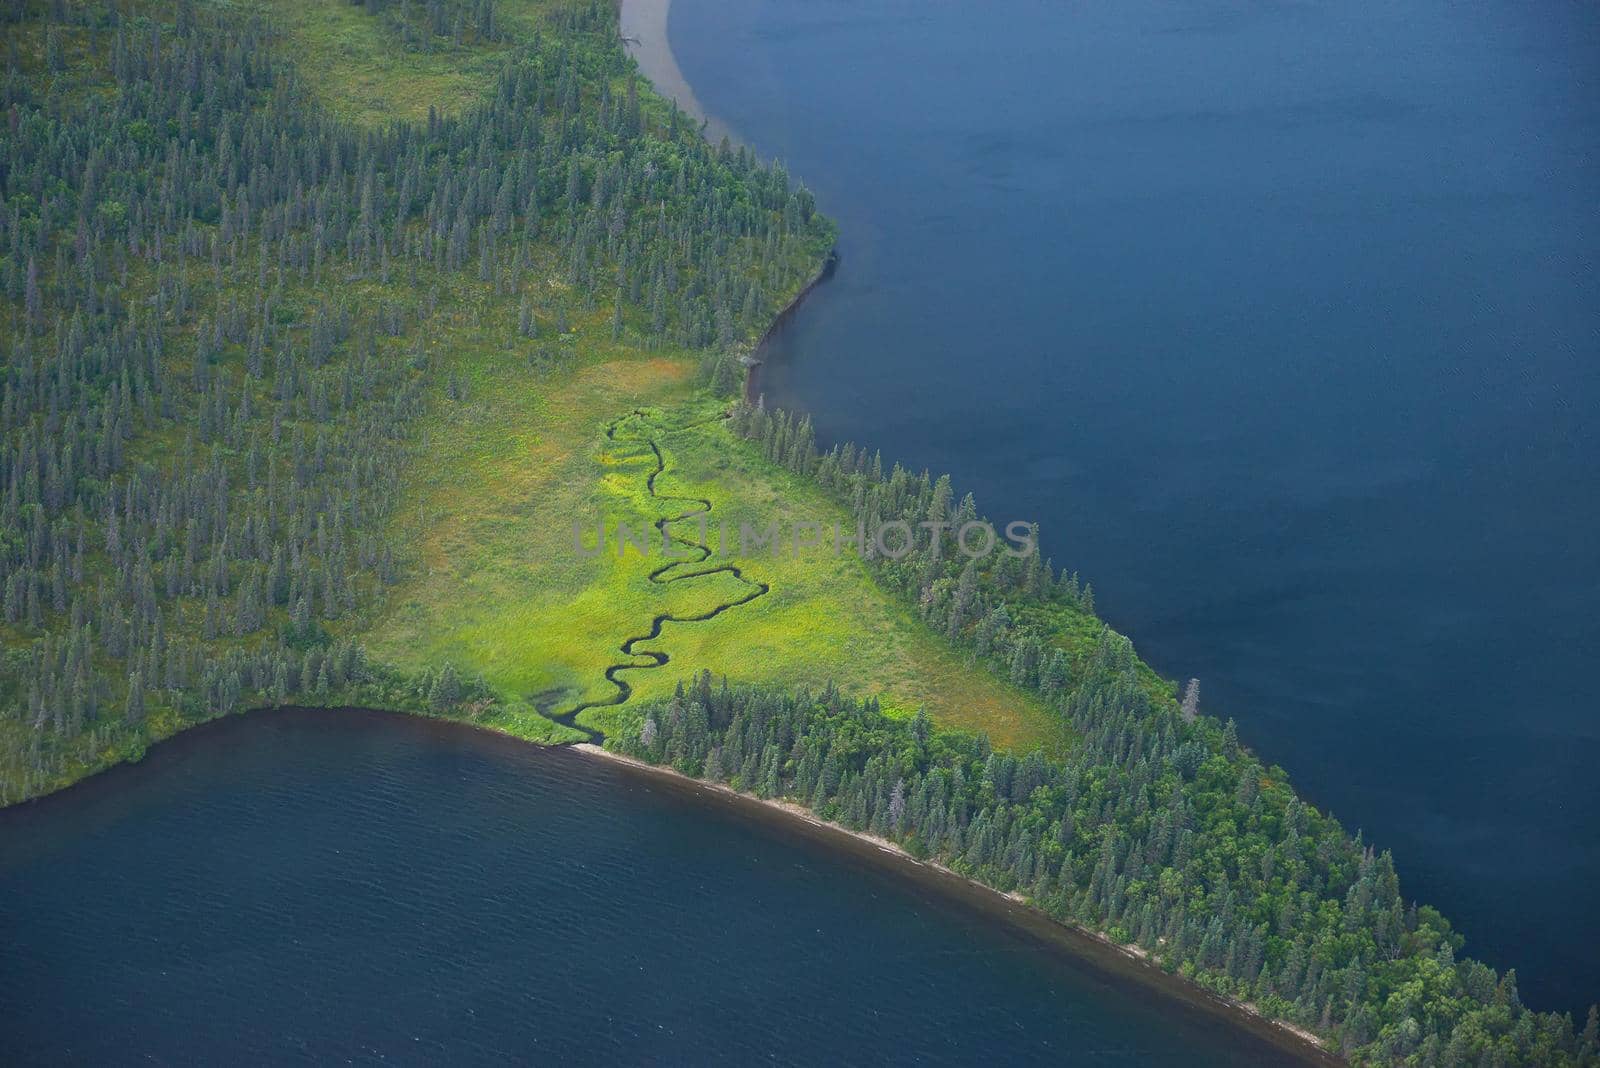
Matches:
[[364, 339, 1066, 753], [590, 403, 1066, 752], [10, 0, 535, 126], [255, 0, 553, 126], [26, 0, 1066, 758], [253, 0, 726, 139]]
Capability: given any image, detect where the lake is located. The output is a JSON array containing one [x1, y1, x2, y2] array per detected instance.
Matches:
[[0, 709, 1313, 1064], [664, 0, 1600, 1012]]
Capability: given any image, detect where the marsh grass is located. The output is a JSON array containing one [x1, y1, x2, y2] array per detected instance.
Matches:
[[366, 367, 1066, 753], [256, 0, 552, 126], [227, 0, 1065, 753], [1, 0, 1062, 790]]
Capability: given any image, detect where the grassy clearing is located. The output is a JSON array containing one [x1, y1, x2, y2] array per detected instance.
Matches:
[[5, 0, 1061, 773], [238, 0, 1064, 754], [364, 352, 1065, 753], [256, 0, 551, 126]]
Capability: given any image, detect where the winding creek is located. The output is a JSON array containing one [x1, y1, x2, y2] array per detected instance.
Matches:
[[549, 410, 770, 742], [2, 1, 1590, 1060]]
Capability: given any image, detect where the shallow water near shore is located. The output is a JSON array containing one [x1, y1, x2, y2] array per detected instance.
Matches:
[[665, 0, 1600, 1011], [1, 708, 1313, 1064]]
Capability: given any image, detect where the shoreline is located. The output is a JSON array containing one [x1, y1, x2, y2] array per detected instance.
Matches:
[[744, 247, 839, 404], [598, 9, 1329, 1056], [8, 0, 1588, 1052], [572, 741, 1339, 1066], [619, 0, 736, 145], [2, 701, 1336, 1062], [594, 16, 1334, 1052]]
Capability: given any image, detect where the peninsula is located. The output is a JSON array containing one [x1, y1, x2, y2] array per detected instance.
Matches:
[[0, 1, 1593, 1064]]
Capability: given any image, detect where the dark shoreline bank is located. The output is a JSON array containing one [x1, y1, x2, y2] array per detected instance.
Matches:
[[745, 247, 839, 405], [1, 703, 1337, 1065]]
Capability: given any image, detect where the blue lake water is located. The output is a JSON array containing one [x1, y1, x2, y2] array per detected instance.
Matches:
[[0, 709, 1313, 1064], [667, 0, 1600, 1012]]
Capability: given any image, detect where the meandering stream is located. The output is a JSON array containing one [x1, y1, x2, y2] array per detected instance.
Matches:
[[548, 410, 769, 742]]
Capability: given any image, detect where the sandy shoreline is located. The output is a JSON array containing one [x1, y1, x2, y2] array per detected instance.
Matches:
[[619, 0, 736, 145], [593, 10, 1334, 1058], [573, 742, 1337, 1064], [5, 702, 1332, 1062]]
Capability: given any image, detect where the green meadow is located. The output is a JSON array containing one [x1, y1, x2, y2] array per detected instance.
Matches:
[[240, 0, 1064, 753], [0, 0, 1060, 805], [363, 351, 1062, 752]]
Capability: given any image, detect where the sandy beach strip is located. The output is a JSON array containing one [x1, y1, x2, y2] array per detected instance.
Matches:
[[596, 6, 1331, 1059], [572, 741, 1336, 1064], [619, 0, 736, 145]]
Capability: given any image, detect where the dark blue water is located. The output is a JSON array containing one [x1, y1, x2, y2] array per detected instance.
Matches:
[[0, 709, 1316, 1064], [668, 0, 1600, 1013]]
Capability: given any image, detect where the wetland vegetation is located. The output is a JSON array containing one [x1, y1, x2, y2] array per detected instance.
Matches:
[[1, 0, 1594, 1063]]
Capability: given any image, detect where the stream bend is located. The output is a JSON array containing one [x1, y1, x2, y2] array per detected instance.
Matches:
[[542, 410, 769, 743]]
